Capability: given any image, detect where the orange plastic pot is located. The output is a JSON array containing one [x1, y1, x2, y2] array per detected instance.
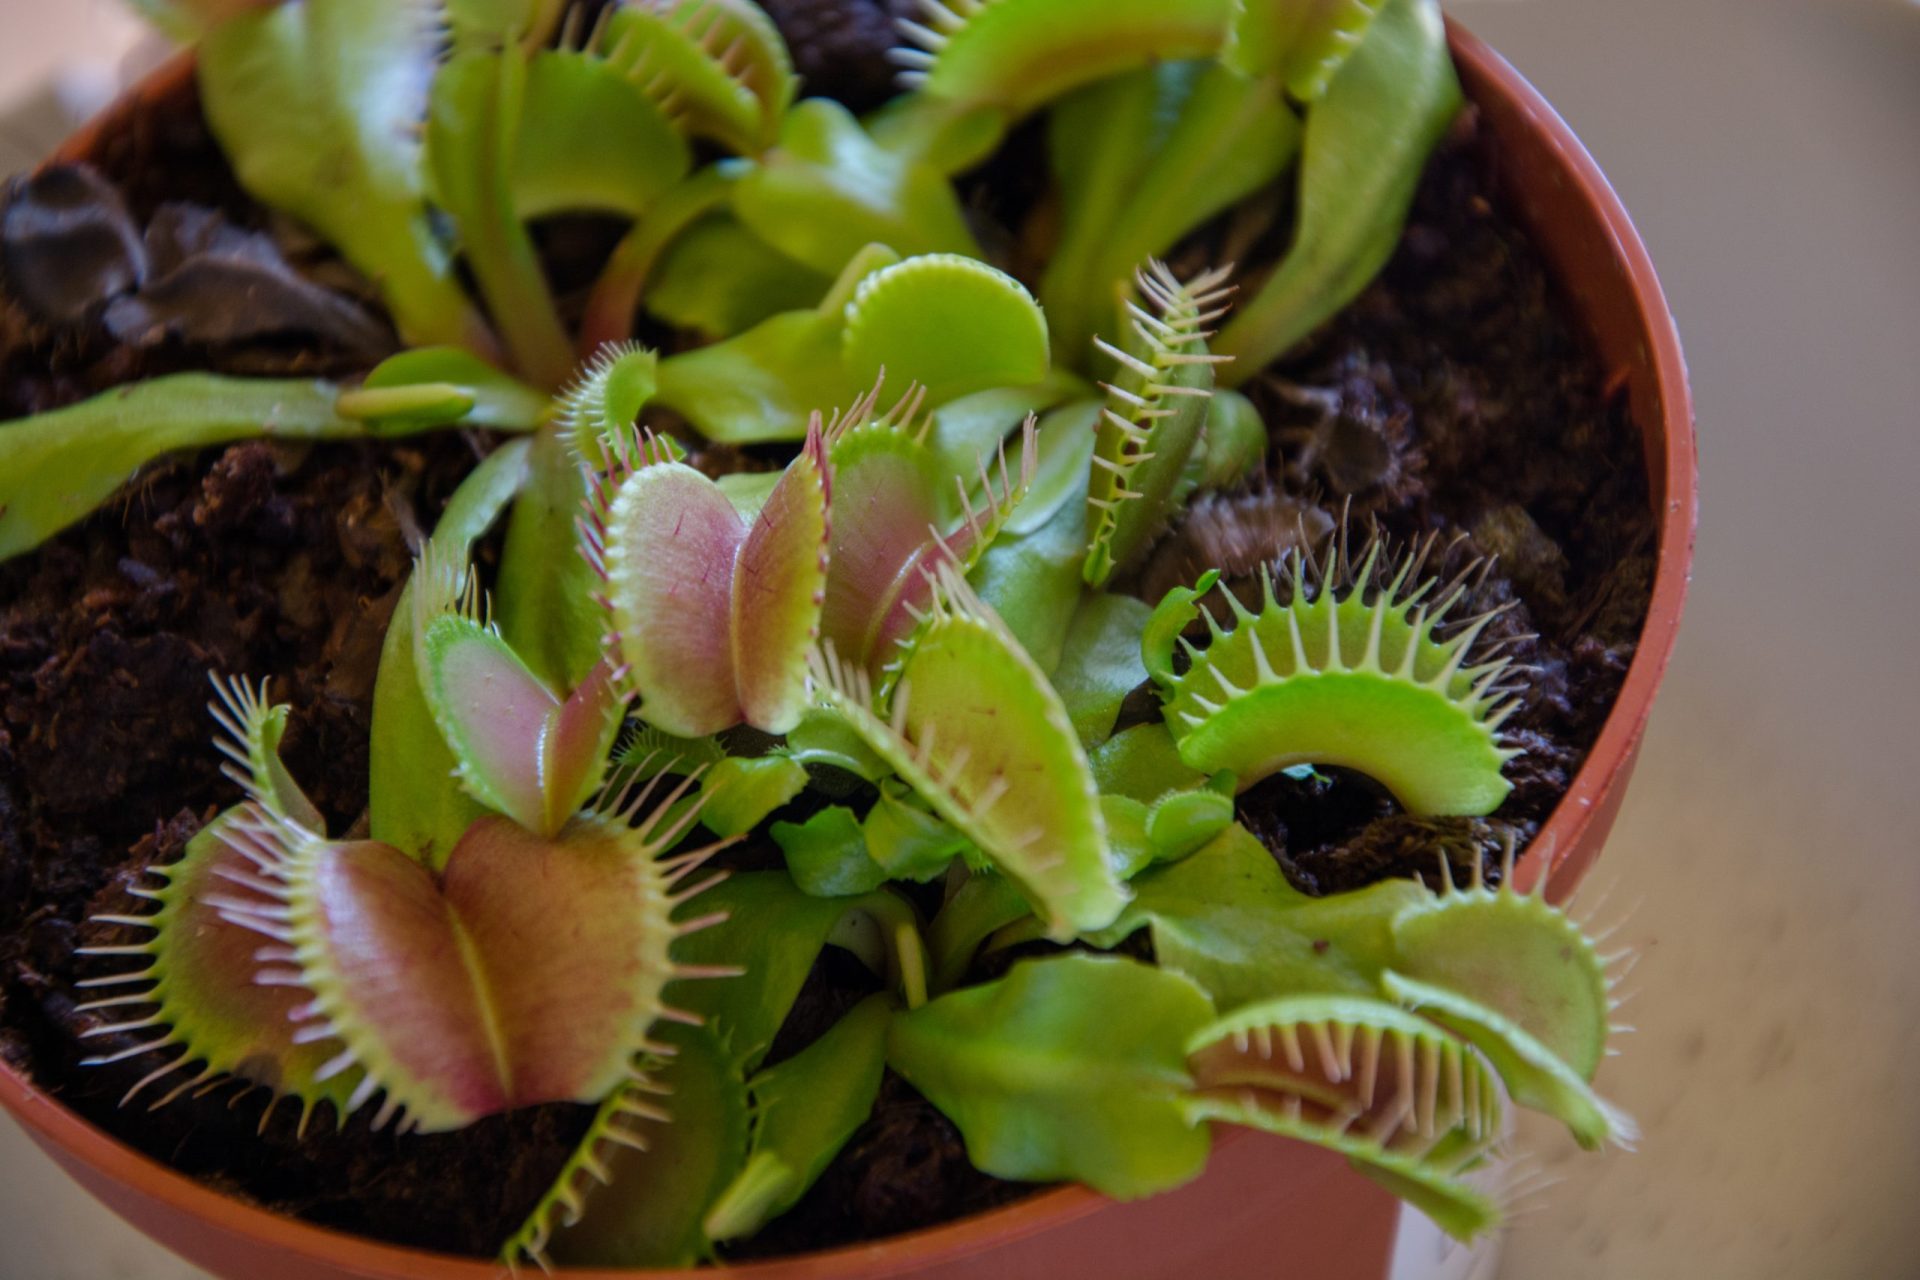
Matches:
[[1, 21, 1695, 1280]]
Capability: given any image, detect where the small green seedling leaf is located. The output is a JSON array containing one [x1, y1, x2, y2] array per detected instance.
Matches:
[[1145, 787, 1236, 863], [1084, 261, 1235, 587], [895, 0, 1234, 121], [1158, 534, 1520, 814], [1218, 0, 1461, 381], [862, 783, 970, 882], [783, 711, 894, 784], [889, 953, 1215, 1198], [1184, 993, 1504, 1240], [808, 565, 1126, 937], [706, 994, 893, 1242], [773, 805, 889, 898], [198, 0, 485, 350], [338, 346, 550, 432], [700, 755, 810, 839], [734, 98, 980, 277], [842, 254, 1051, 408]]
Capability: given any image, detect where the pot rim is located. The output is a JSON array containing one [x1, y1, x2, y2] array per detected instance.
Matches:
[[0, 20, 1696, 1280]]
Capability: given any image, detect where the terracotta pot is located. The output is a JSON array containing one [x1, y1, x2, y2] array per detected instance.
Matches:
[[2, 20, 1696, 1280]]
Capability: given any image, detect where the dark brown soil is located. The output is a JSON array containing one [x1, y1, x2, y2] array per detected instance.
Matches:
[[0, 12, 1653, 1267]]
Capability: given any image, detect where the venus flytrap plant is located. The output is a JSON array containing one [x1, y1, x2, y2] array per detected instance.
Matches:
[[16, 0, 1640, 1259]]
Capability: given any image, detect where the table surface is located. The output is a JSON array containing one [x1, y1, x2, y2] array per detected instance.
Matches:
[[3, 1, 1917, 1277]]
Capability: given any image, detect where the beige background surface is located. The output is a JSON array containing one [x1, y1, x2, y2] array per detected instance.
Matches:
[[2, 1, 1917, 1277]]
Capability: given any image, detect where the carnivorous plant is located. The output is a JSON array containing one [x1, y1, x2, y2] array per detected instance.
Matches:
[[0, 0, 1639, 1266]]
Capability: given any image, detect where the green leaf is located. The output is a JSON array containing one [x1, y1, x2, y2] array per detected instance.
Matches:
[[656, 244, 899, 443], [888, 953, 1214, 1198], [426, 48, 571, 389], [702, 755, 811, 839], [338, 346, 551, 432], [495, 429, 605, 690], [734, 99, 980, 278], [862, 784, 969, 882], [1042, 64, 1300, 359], [865, 95, 1008, 175], [927, 376, 1089, 485], [647, 216, 832, 339], [841, 255, 1051, 408], [1218, 0, 1461, 382], [1087, 823, 1424, 1012], [1145, 786, 1236, 863], [370, 441, 533, 865], [783, 711, 893, 783], [510, 49, 691, 220], [968, 456, 1091, 674], [198, 0, 483, 350], [668, 873, 853, 1076], [1195, 389, 1269, 492], [705, 995, 893, 1242], [0, 375, 377, 563], [1090, 723, 1206, 804], [773, 806, 888, 898], [1052, 593, 1153, 748], [927, 871, 1031, 993]]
